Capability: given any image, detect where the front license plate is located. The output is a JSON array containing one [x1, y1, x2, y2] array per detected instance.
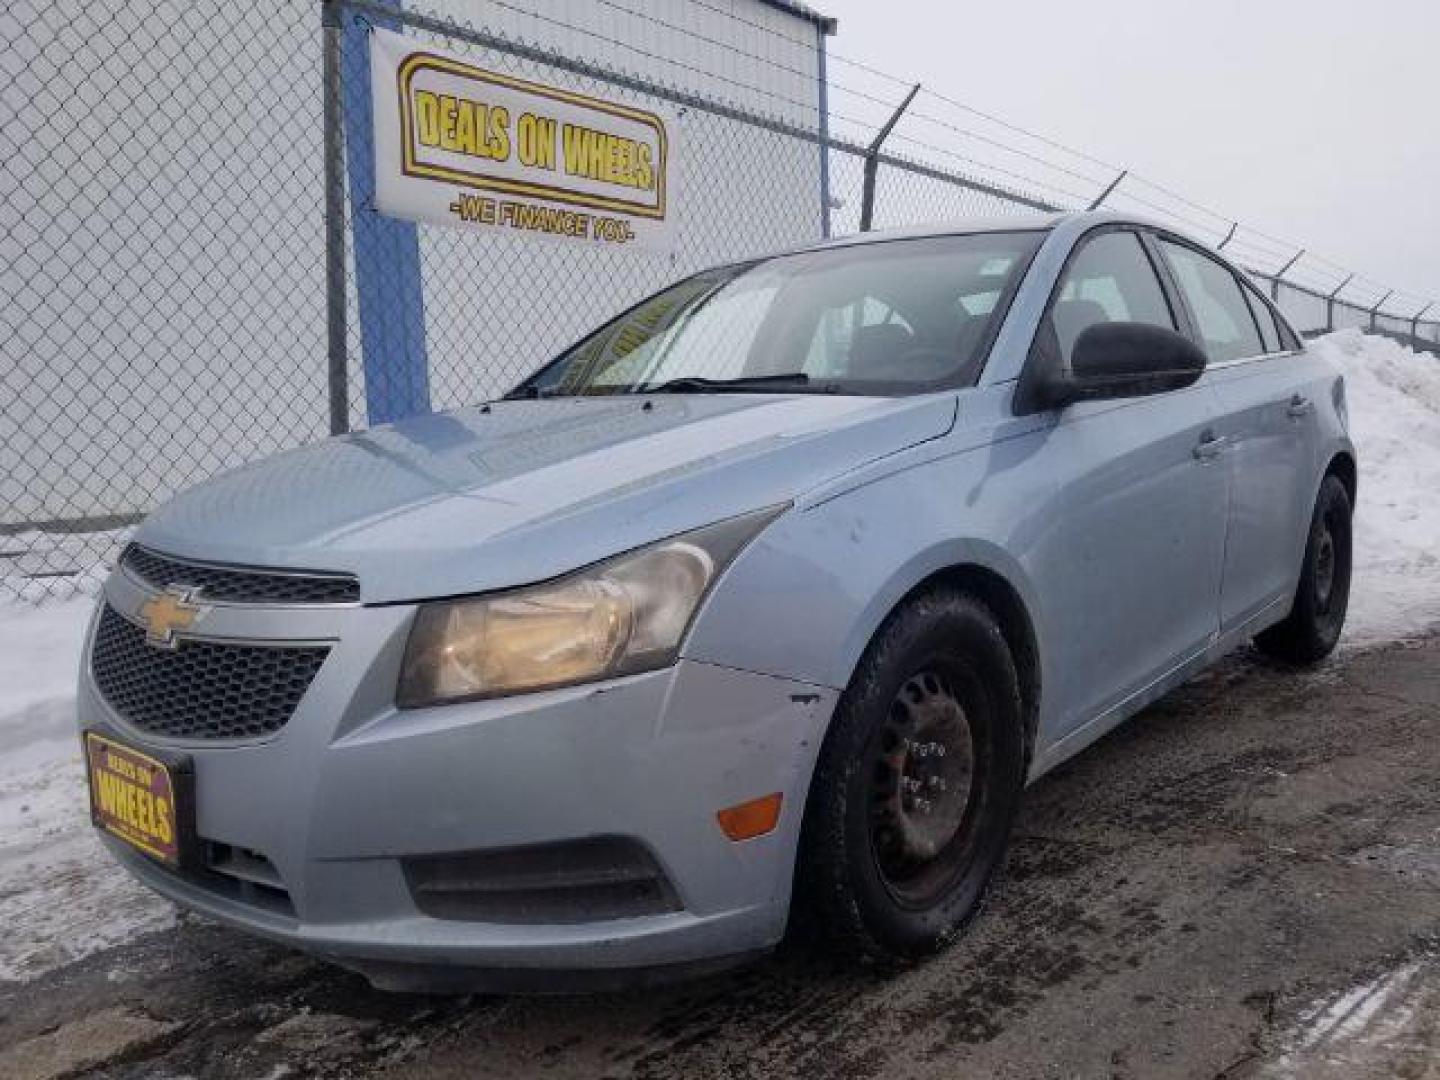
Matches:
[[84, 731, 192, 867]]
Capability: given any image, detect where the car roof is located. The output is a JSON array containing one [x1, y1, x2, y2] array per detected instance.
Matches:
[[786, 210, 1172, 255]]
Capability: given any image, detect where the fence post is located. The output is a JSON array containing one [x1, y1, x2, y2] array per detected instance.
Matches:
[[1088, 170, 1127, 211], [859, 83, 920, 232], [1369, 290, 1393, 332], [321, 0, 349, 436], [1272, 248, 1304, 301], [1413, 302, 1434, 341], [1326, 273, 1354, 333], [815, 23, 831, 239]]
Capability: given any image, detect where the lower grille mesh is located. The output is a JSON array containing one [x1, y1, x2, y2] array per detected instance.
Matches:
[[91, 604, 328, 740]]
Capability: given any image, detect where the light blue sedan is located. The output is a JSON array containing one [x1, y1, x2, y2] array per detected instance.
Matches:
[[79, 211, 1354, 991]]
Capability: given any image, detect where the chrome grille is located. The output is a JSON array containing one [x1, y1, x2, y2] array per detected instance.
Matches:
[[120, 544, 360, 605], [91, 604, 328, 740]]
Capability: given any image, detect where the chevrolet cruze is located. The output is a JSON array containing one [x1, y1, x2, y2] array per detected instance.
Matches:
[[79, 212, 1355, 991]]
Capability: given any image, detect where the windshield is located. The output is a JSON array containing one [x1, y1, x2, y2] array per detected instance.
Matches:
[[508, 231, 1043, 398]]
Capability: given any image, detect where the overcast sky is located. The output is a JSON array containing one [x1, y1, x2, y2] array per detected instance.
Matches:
[[816, 0, 1440, 307]]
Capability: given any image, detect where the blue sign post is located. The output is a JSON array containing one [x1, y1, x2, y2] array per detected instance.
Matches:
[[341, 1, 430, 426]]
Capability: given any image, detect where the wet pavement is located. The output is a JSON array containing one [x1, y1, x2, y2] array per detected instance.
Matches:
[[2, 636, 1437, 1080]]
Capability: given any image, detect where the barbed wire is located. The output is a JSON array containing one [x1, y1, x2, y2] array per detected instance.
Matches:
[[477, 0, 1437, 310]]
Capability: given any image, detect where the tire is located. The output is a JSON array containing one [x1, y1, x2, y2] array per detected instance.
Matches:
[[797, 588, 1026, 960], [1256, 474, 1353, 665]]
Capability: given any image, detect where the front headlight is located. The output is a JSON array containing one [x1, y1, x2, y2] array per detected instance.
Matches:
[[396, 506, 785, 706]]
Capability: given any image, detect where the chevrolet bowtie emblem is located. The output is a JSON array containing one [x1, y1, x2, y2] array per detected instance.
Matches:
[[138, 586, 205, 649]]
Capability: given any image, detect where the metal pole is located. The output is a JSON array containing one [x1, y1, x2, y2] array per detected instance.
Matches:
[[1370, 290, 1393, 332], [1326, 273, 1354, 333], [1272, 248, 1305, 301], [1411, 302, 1433, 341], [1088, 169, 1127, 211], [322, 0, 350, 436], [860, 82, 920, 232], [815, 24, 832, 240], [1216, 221, 1238, 250]]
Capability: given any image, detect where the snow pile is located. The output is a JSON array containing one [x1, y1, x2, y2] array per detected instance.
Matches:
[[1312, 329, 1440, 644], [0, 600, 174, 981], [0, 330, 1436, 983]]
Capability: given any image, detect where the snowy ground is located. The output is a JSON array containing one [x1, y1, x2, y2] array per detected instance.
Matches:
[[0, 600, 175, 982], [0, 330, 1436, 988]]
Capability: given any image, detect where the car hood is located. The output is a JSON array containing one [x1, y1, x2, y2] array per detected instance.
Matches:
[[137, 393, 955, 603]]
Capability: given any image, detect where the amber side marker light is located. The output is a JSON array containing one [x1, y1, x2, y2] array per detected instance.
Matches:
[[717, 793, 783, 841]]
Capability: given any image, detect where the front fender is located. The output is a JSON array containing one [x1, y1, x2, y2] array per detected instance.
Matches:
[[682, 452, 1050, 697]]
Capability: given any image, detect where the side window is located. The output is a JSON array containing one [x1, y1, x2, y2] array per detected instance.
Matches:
[[1241, 283, 1282, 353], [1050, 231, 1175, 364], [1159, 240, 1265, 363]]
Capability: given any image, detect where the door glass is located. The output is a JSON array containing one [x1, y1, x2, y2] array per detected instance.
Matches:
[[1050, 231, 1175, 363], [1160, 241, 1265, 363], [1242, 285, 1282, 353]]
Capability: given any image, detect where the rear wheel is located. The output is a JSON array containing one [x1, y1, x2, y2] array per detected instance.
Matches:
[[798, 589, 1025, 959], [1256, 474, 1352, 664]]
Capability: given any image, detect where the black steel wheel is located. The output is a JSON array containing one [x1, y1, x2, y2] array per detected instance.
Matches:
[[1256, 474, 1353, 665], [798, 588, 1025, 960]]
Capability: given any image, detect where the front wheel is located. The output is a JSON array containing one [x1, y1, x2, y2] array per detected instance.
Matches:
[[797, 589, 1026, 960], [1256, 474, 1353, 664]]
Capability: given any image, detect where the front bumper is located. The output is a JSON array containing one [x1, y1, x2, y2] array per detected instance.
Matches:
[[79, 569, 837, 990]]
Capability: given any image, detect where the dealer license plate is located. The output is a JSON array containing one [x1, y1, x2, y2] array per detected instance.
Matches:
[[84, 731, 191, 867]]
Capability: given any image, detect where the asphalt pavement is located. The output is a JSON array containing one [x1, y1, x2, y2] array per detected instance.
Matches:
[[2, 636, 1437, 1080]]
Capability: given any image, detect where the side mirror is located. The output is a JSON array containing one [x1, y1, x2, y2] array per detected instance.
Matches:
[[1015, 320, 1206, 413]]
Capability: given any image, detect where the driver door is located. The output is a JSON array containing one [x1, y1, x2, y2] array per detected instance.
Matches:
[[1021, 228, 1229, 739]]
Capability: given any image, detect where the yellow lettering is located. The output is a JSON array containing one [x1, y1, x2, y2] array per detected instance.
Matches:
[[154, 799, 173, 844], [636, 144, 654, 191], [488, 106, 510, 161], [561, 124, 650, 189], [517, 112, 556, 169], [414, 89, 440, 146], [562, 123, 590, 178], [96, 771, 120, 816], [453, 99, 477, 155], [438, 94, 459, 151]]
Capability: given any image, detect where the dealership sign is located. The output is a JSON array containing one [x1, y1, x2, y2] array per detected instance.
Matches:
[[370, 29, 674, 251]]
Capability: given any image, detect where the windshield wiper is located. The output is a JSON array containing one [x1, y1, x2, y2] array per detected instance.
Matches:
[[500, 384, 562, 400], [642, 373, 813, 394]]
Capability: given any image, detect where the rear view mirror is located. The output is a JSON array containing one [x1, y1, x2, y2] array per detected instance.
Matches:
[[1016, 320, 1206, 413]]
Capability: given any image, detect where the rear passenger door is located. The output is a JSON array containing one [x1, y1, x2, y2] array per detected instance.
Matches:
[[1025, 228, 1228, 739], [1155, 238, 1317, 631]]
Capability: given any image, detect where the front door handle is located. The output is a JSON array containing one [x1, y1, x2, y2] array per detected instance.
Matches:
[[1193, 430, 1228, 461], [1286, 394, 1313, 419]]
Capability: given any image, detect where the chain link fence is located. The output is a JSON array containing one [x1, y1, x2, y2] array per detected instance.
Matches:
[[3, 0, 328, 600], [4, 0, 1438, 602]]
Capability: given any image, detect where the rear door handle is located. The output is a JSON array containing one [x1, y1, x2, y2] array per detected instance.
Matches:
[[1193, 430, 1228, 461], [1286, 394, 1313, 419]]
